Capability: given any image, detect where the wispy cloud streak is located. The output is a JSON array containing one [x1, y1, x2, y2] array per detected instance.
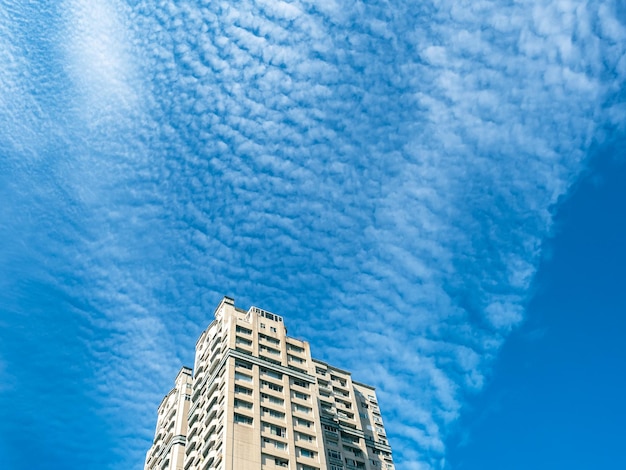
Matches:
[[0, 0, 624, 468]]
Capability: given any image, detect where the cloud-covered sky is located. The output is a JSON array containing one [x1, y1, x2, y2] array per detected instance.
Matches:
[[1, 1, 625, 469]]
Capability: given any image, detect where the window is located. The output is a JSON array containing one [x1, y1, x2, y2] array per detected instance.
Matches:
[[234, 398, 253, 409], [262, 380, 283, 393], [288, 354, 305, 364], [270, 326, 277, 333], [287, 343, 305, 353], [235, 372, 253, 383], [260, 333, 280, 345], [275, 458, 289, 467], [260, 323, 266, 329], [234, 413, 253, 425], [261, 368, 283, 380], [337, 399, 352, 409], [331, 375, 347, 387], [263, 421, 287, 437], [236, 336, 252, 346], [293, 391, 309, 401], [263, 438, 287, 450], [261, 393, 284, 405], [262, 355, 282, 366], [235, 359, 253, 370], [236, 325, 252, 335], [295, 417, 313, 428], [260, 311, 280, 322], [338, 410, 354, 420], [297, 432, 315, 443], [315, 367, 326, 376], [292, 379, 308, 389], [260, 345, 281, 356], [344, 446, 362, 457], [328, 450, 342, 459], [321, 403, 333, 413], [262, 407, 285, 419], [319, 389, 331, 398], [293, 403, 311, 414], [299, 448, 316, 459], [235, 385, 252, 395]]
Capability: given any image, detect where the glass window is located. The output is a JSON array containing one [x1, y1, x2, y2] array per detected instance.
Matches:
[[235, 385, 252, 395], [261, 368, 283, 380], [234, 398, 253, 409], [262, 380, 283, 392], [299, 448, 316, 459], [261, 393, 284, 406], [236, 325, 252, 335], [234, 413, 253, 425], [262, 407, 285, 419], [292, 379, 308, 389], [235, 372, 253, 382]]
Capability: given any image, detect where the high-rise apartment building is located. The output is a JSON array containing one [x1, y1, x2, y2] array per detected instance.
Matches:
[[145, 296, 394, 470], [145, 367, 193, 470]]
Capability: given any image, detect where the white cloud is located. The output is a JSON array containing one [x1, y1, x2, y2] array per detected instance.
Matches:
[[1, 0, 625, 468], [62, 0, 140, 124]]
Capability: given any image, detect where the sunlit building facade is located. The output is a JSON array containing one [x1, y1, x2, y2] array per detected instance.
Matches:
[[145, 366, 193, 470], [145, 296, 394, 470]]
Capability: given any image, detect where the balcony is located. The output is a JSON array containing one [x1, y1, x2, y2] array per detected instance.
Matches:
[[194, 370, 205, 384], [186, 439, 197, 453], [184, 454, 196, 470], [333, 389, 350, 398], [204, 403, 221, 427], [187, 424, 199, 442], [188, 411, 200, 428], [201, 433, 218, 458], [337, 410, 355, 421]]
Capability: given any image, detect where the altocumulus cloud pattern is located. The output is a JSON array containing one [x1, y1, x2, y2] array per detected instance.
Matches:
[[1, 0, 625, 469]]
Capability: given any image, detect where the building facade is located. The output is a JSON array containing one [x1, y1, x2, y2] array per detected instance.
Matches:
[[145, 367, 193, 470], [145, 296, 394, 470]]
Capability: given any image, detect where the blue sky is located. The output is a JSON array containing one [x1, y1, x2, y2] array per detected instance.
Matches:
[[0, 1, 625, 469], [448, 148, 626, 469]]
